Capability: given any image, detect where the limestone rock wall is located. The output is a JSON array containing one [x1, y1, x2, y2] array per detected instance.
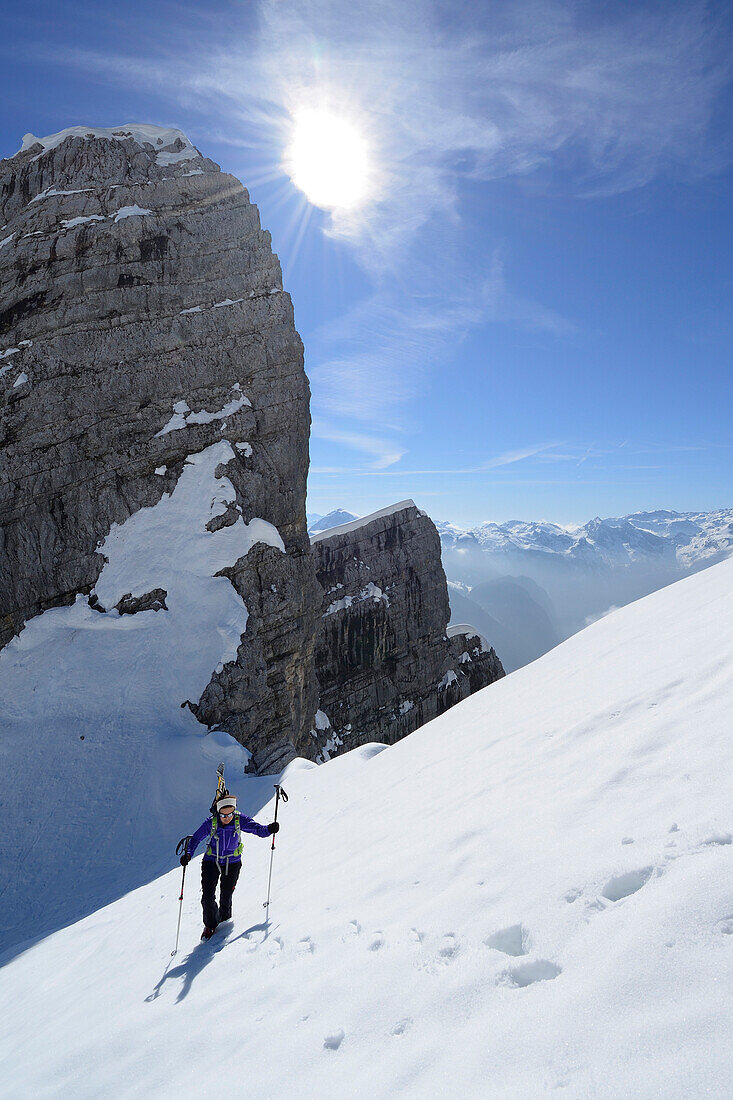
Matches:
[[0, 126, 319, 767], [0, 126, 504, 775], [311, 502, 505, 758]]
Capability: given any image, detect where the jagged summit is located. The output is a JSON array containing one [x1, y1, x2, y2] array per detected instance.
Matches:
[[14, 123, 201, 166]]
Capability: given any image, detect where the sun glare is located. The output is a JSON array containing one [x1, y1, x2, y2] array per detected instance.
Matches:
[[285, 108, 371, 211]]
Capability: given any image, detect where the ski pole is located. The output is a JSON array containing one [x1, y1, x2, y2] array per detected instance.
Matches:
[[172, 835, 192, 956], [263, 784, 288, 919]]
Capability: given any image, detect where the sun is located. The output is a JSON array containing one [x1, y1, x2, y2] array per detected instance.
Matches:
[[285, 107, 371, 211]]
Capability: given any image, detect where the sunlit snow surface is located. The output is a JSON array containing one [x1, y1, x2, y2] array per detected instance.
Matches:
[[0, 553, 731, 1096]]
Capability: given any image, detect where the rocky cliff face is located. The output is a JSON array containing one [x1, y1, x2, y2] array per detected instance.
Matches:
[[311, 502, 505, 757], [0, 125, 319, 770], [0, 125, 502, 774]]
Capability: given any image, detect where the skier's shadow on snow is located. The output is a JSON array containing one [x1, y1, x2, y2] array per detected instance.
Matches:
[[146, 921, 269, 1004]]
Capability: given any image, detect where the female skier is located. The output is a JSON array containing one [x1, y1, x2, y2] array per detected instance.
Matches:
[[180, 794, 279, 939]]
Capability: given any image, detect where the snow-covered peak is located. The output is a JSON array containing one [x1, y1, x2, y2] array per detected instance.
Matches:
[[307, 509, 360, 536], [15, 124, 201, 166]]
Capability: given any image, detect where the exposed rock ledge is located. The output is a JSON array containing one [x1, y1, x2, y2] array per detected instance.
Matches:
[[311, 501, 505, 759]]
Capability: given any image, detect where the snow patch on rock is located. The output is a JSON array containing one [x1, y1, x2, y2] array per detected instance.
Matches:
[[60, 215, 106, 230], [155, 386, 251, 437], [114, 205, 152, 222], [323, 582, 389, 617]]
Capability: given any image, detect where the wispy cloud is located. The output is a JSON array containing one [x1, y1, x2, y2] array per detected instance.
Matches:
[[482, 443, 562, 469], [311, 420, 406, 468], [45, 1, 731, 252], [216, 1, 731, 262], [307, 250, 574, 435], [308, 437, 725, 478], [39, 1, 732, 472]]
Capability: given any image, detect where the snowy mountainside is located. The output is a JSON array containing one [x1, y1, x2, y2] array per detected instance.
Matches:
[[1, 558, 731, 1097], [619, 509, 733, 567]]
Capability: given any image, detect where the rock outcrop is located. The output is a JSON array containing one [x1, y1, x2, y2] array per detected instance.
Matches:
[[0, 125, 320, 769], [0, 125, 503, 774], [311, 502, 505, 757]]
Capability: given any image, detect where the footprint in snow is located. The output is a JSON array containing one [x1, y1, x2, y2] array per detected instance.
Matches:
[[716, 916, 733, 936], [368, 932, 385, 951], [564, 888, 582, 904], [437, 933, 459, 961], [391, 1018, 412, 1036], [498, 959, 561, 988], [409, 928, 424, 947], [601, 866, 654, 902], [702, 833, 732, 847], [485, 924, 529, 957], [297, 937, 315, 955], [346, 919, 361, 937], [323, 1029, 345, 1051]]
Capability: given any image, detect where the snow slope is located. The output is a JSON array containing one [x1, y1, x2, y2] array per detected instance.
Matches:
[[1, 559, 731, 1098]]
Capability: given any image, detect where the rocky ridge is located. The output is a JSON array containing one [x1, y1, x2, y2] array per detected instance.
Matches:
[[311, 502, 504, 756]]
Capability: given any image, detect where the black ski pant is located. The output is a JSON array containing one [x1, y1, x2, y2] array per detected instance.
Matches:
[[201, 859, 241, 929]]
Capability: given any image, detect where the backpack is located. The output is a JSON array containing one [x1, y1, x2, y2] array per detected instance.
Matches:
[[205, 811, 244, 860]]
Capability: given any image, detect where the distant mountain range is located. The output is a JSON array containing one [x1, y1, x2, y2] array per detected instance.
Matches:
[[435, 509, 733, 570], [310, 508, 732, 673], [437, 509, 732, 671]]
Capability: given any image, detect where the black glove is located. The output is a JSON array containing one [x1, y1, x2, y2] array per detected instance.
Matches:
[[180, 852, 191, 866], [267, 821, 280, 835]]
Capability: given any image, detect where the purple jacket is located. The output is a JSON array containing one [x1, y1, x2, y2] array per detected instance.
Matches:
[[187, 812, 270, 864]]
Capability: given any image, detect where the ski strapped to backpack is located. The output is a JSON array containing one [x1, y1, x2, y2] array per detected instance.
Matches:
[[209, 761, 227, 815]]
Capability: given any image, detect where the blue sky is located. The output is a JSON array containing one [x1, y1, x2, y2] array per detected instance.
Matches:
[[2, 0, 731, 526]]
